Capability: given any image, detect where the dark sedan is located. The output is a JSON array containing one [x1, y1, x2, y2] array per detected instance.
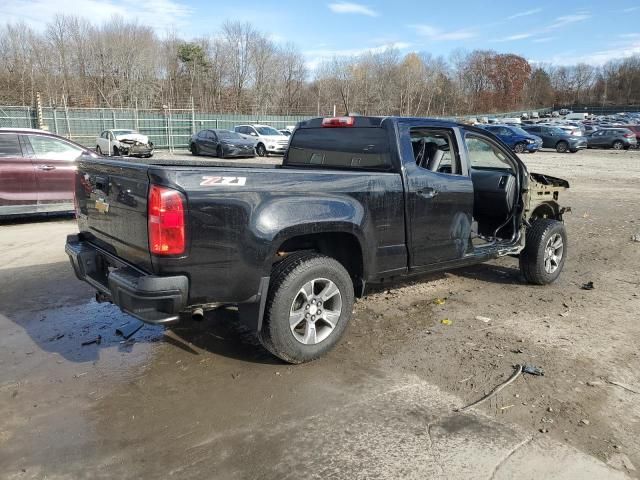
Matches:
[[0, 128, 96, 217], [521, 125, 587, 153], [190, 129, 255, 158]]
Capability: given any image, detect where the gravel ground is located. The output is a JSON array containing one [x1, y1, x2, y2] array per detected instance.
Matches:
[[0, 147, 638, 478]]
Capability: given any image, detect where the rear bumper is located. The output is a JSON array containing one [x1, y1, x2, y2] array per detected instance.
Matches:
[[65, 235, 188, 324]]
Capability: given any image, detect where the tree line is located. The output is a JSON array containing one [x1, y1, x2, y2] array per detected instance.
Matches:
[[1, 15, 639, 116]]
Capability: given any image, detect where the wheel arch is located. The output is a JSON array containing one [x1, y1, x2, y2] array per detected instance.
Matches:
[[530, 200, 563, 221], [271, 230, 367, 297]]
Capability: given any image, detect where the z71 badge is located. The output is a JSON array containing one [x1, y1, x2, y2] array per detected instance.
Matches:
[[200, 176, 247, 186]]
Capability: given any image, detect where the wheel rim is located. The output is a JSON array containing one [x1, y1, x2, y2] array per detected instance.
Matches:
[[543, 233, 564, 274], [613, 141, 623, 150], [257, 145, 265, 156], [515, 143, 524, 153], [557, 142, 567, 152], [289, 278, 342, 345]]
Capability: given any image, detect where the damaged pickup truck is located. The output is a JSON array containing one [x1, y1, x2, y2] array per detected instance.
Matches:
[[95, 129, 154, 158], [66, 116, 569, 363]]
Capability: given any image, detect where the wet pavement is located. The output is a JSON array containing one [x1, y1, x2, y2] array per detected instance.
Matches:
[[0, 207, 634, 478]]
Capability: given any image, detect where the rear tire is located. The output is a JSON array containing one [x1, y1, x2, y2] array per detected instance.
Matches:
[[519, 219, 567, 285], [556, 141, 568, 153], [514, 142, 525, 154], [259, 252, 354, 364]]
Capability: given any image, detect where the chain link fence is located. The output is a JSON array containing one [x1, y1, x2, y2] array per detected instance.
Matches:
[[0, 105, 310, 150], [1, 104, 555, 151]]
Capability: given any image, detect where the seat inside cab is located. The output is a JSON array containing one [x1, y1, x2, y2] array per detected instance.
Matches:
[[410, 129, 517, 242]]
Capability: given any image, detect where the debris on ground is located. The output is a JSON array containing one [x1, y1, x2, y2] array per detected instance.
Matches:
[[608, 453, 637, 472], [581, 281, 595, 290], [586, 380, 603, 387], [433, 298, 446, 305], [440, 319, 452, 326], [116, 320, 144, 339], [48, 333, 65, 342], [522, 364, 545, 376], [81, 336, 101, 346], [475, 315, 491, 323], [120, 338, 136, 347], [580, 419, 590, 426], [456, 363, 544, 412], [606, 379, 640, 394], [631, 234, 640, 243]]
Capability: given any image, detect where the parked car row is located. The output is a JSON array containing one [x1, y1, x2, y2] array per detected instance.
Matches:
[[189, 124, 293, 158]]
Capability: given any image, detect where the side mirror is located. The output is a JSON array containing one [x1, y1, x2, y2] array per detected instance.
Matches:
[[250, 132, 257, 136]]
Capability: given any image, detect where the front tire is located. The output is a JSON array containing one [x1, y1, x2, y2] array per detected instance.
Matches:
[[520, 219, 567, 285], [259, 253, 354, 364], [217, 145, 225, 158], [96, 145, 103, 155], [612, 140, 624, 150], [113, 146, 120, 157], [256, 143, 267, 157], [190, 143, 200, 155], [556, 141, 568, 153], [514, 142, 525, 154]]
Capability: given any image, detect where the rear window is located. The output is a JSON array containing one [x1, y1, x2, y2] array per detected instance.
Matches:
[[0, 133, 22, 157], [286, 127, 391, 170]]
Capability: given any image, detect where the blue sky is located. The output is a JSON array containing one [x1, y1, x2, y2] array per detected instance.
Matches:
[[3, 0, 640, 68]]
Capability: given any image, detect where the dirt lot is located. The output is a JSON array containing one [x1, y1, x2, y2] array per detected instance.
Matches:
[[0, 148, 638, 479]]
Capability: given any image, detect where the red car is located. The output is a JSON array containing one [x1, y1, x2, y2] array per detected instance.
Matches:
[[0, 128, 96, 217], [623, 125, 640, 148]]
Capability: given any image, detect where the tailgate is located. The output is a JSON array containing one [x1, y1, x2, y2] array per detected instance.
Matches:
[[75, 159, 153, 272]]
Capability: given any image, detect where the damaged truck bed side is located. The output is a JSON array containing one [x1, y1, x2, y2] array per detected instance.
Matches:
[[66, 116, 569, 363]]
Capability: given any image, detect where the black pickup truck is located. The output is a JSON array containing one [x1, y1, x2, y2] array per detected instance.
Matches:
[[66, 116, 569, 363]]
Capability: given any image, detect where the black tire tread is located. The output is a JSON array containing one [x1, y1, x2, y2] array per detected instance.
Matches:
[[260, 252, 353, 363], [519, 219, 567, 285]]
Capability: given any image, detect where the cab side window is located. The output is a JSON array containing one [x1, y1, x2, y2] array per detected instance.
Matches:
[[465, 135, 514, 171], [410, 128, 461, 175]]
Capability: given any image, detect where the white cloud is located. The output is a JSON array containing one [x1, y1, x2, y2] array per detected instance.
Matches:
[[1, 0, 192, 33], [532, 36, 555, 43], [496, 33, 534, 42], [546, 39, 640, 66], [622, 6, 640, 12], [507, 8, 542, 20], [328, 2, 378, 17], [305, 41, 411, 69], [410, 24, 476, 41], [546, 13, 591, 30]]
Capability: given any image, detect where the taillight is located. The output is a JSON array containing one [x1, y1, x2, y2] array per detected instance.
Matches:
[[148, 185, 185, 255], [322, 116, 355, 127], [624, 133, 634, 138]]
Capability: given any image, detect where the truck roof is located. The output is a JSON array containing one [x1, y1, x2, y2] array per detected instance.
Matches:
[[296, 116, 460, 129]]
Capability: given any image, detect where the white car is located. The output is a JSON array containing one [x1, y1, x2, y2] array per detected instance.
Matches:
[[234, 124, 289, 156], [96, 129, 154, 157]]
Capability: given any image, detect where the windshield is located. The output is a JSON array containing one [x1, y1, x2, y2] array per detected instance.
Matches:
[[217, 130, 242, 139], [112, 130, 136, 136], [256, 126, 282, 136], [511, 127, 530, 136]]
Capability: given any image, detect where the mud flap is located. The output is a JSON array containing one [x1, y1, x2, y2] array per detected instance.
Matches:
[[238, 277, 270, 333]]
